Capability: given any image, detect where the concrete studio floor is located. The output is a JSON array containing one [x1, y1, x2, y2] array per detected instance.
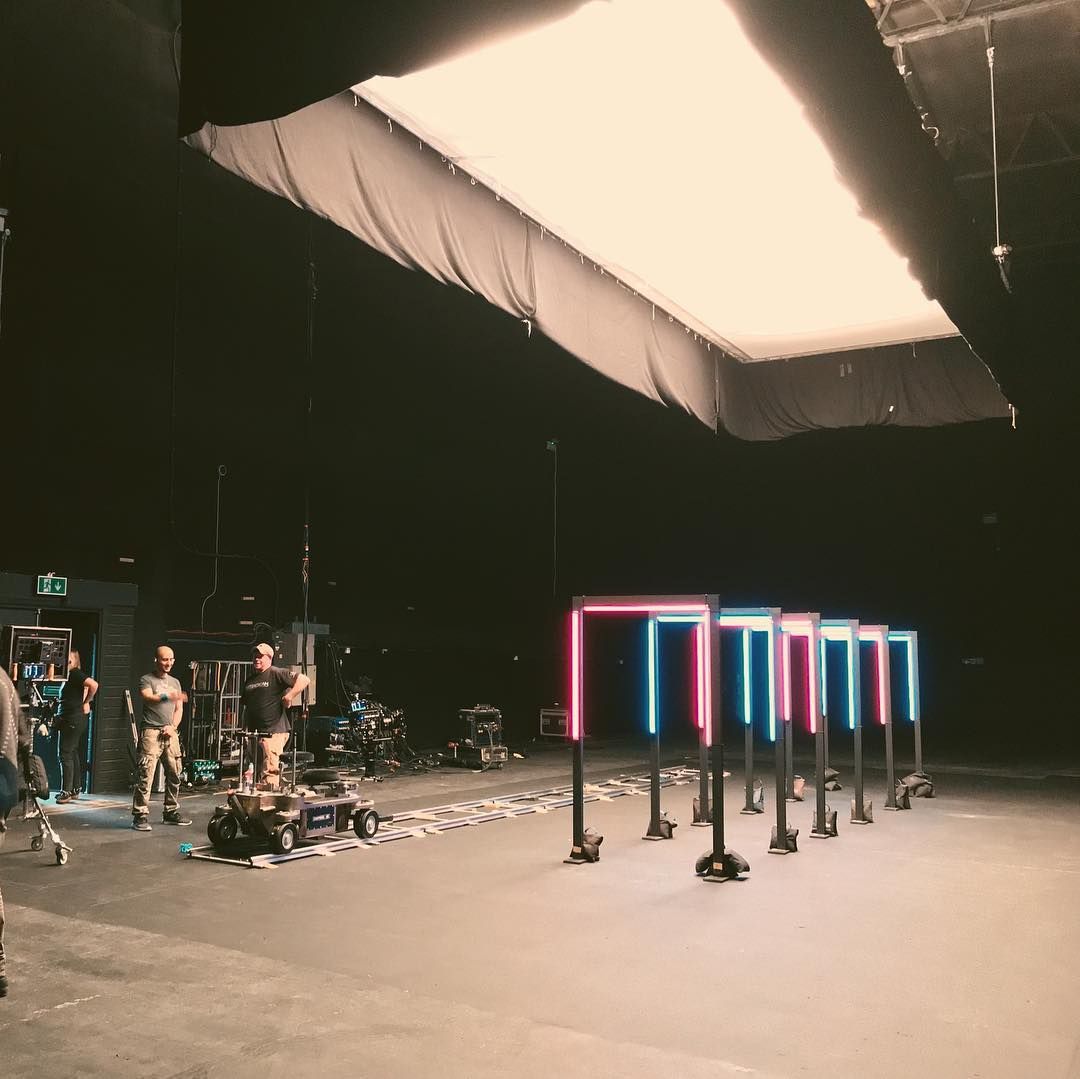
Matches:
[[1, 742, 1078, 1079]]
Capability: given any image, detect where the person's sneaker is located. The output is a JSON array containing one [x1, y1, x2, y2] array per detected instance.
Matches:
[[0, 974, 9, 998], [55, 792, 76, 804], [162, 814, 192, 827], [132, 817, 152, 832]]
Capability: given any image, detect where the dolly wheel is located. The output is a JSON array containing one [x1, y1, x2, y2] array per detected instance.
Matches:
[[271, 822, 299, 855], [56, 847, 69, 866], [30, 836, 44, 852], [353, 809, 379, 840], [207, 813, 239, 846]]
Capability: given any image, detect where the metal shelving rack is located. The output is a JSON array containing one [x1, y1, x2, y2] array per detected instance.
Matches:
[[188, 660, 251, 775]]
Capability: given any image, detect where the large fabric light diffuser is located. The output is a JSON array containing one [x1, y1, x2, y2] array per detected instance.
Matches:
[[183, 0, 1010, 438]]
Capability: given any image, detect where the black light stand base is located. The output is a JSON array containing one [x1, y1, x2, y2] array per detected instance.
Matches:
[[900, 771, 935, 798], [740, 779, 765, 815], [886, 782, 911, 811], [564, 848, 593, 865], [565, 828, 603, 864], [696, 847, 750, 882], [565, 820, 600, 864], [769, 825, 799, 854], [850, 799, 874, 824], [643, 813, 677, 840], [691, 796, 711, 827], [811, 805, 839, 837]]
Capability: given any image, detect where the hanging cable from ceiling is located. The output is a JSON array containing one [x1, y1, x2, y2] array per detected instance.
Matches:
[[985, 22, 1012, 293]]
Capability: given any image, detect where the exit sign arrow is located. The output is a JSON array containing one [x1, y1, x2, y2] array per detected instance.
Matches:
[[36, 575, 68, 596]]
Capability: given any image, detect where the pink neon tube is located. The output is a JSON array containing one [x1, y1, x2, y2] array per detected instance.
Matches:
[[582, 604, 709, 613], [570, 609, 582, 740], [702, 618, 713, 745], [695, 622, 706, 731], [876, 636, 887, 726], [783, 624, 817, 734], [781, 632, 792, 723]]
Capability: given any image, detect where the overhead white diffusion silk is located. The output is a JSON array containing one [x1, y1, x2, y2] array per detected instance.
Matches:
[[357, 0, 956, 360]]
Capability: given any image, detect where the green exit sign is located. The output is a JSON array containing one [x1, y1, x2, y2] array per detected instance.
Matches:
[[36, 575, 68, 596]]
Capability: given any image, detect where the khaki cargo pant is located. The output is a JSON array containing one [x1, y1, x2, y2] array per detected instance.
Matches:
[[258, 732, 290, 789], [132, 727, 182, 819]]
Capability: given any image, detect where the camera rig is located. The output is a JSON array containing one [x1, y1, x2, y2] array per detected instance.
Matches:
[[444, 704, 508, 770]]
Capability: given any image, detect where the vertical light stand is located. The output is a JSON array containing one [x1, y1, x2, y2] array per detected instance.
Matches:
[[702, 596, 742, 881], [805, 617, 835, 838], [891, 630, 924, 778], [769, 622, 794, 853], [782, 630, 797, 801], [564, 599, 592, 864], [866, 626, 900, 811], [694, 726, 711, 826], [643, 618, 668, 840], [844, 622, 872, 824], [822, 637, 831, 775], [693, 618, 711, 825], [739, 629, 759, 814]]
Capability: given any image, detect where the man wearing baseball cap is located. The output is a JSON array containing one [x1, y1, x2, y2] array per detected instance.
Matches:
[[240, 643, 310, 790]]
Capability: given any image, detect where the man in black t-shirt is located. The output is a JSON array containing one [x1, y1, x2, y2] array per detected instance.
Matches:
[[56, 650, 98, 803], [240, 643, 310, 790]]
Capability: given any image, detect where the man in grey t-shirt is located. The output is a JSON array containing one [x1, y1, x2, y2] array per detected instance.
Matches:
[[131, 646, 191, 831]]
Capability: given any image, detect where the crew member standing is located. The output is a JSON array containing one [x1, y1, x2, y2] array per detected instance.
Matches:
[[241, 643, 309, 790], [131, 646, 191, 831], [56, 649, 98, 803], [1, 667, 21, 998]]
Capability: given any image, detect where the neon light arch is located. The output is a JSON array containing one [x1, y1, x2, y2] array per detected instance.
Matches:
[[886, 630, 920, 724], [571, 596, 716, 745], [820, 620, 861, 732], [780, 613, 823, 736], [858, 626, 891, 727], [717, 608, 781, 742]]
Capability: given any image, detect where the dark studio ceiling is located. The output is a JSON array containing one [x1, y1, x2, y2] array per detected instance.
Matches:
[[870, 0, 1080, 277]]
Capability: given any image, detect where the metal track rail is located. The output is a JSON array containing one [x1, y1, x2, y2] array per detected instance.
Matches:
[[186, 768, 697, 869]]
